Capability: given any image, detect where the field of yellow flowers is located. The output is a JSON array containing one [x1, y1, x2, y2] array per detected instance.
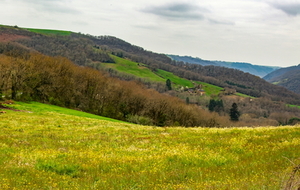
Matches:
[[1, 102, 300, 189]]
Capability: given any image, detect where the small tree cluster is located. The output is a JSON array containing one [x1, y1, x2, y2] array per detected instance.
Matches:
[[208, 99, 224, 113]]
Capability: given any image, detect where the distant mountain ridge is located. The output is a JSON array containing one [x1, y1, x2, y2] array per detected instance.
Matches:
[[167, 55, 280, 78], [263, 64, 300, 94]]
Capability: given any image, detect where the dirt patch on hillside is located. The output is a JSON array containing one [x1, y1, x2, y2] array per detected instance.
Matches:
[[0, 102, 32, 113], [0, 103, 20, 112], [0, 34, 29, 42]]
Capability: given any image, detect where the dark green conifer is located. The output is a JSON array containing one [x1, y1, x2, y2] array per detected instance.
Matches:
[[230, 103, 240, 121]]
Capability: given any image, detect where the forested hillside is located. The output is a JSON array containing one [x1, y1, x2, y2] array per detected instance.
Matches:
[[2, 25, 300, 126], [263, 65, 300, 94], [0, 46, 227, 127], [88, 35, 300, 105]]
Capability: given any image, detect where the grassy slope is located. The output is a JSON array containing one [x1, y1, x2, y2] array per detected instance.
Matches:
[[104, 55, 222, 92], [8, 101, 124, 123], [288, 104, 300, 109], [102, 55, 255, 97], [100, 54, 258, 98], [196, 81, 224, 96], [155, 69, 194, 88], [103, 55, 165, 82], [25, 28, 73, 36], [1, 101, 300, 189]]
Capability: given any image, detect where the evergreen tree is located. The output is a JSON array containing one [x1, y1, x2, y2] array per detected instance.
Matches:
[[166, 79, 172, 90], [215, 99, 224, 113], [208, 99, 216, 112], [230, 103, 240, 121]]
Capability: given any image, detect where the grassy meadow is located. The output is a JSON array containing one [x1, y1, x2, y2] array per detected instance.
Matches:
[[1, 102, 300, 189], [104, 55, 197, 88], [102, 55, 258, 99], [104, 55, 166, 83], [155, 69, 194, 88], [25, 28, 73, 36], [195, 82, 224, 96]]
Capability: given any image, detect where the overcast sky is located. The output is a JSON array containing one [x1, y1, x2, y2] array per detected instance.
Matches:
[[1, 0, 300, 67]]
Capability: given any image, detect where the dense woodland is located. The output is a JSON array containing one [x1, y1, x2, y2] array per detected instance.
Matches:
[[1, 25, 300, 127]]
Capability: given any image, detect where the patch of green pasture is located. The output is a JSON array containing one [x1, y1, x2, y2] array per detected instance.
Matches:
[[195, 81, 223, 96], [155, 69, 194, 88], [235, 93, 255, 99], [0, 25, 16, 28], [103, 55, 195, 87], [103, 55, 165, 82], [287, 104, 300, 109], [0, 24, 8, 28], [25, 28, 72, 36], [6, 101, 124, 123]]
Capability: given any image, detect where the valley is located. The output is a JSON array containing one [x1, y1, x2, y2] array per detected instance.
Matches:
[[1, 24, 300, 189]]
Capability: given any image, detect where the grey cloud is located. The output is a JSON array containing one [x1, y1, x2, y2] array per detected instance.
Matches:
[[142, 2, 208, 21], [208, 18, 235, 25], [133, 24, 160, 30], [270, 2, 300, 16]]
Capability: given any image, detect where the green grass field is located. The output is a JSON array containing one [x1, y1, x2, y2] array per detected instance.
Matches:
[[103, 55, 166, 82], [1, 101, 300, 189], [101, 55, 256, 98], [7, 102, 124, 123], [195, 82, 224, 96], [235, 93, 255, 99], [104, 55, 200, 89], [288, 104, 300, 109], [156, 69, 194, 88], [25, 28, 73, 36]]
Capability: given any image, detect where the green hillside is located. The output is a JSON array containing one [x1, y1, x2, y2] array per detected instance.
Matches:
[[25, 28, 73, 36], [102, 55, 257, 97], [6, 101, 124, 123], [103, 55, 165, 82], [102, 56, 254, 97], [103, 55, 223, 92], [0, 101, 299, 189], [195, 81, 224, 96], [155, 69, 194, 88]]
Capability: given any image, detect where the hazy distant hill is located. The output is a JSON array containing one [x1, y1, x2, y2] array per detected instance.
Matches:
[[263, 65, 300, 94], [168, 55, 280, 78]]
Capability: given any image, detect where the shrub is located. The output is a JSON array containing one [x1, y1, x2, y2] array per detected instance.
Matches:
[[127, 115, 153, 126]]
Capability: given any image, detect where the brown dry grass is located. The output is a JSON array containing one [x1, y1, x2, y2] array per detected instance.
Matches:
[[0, 34, 29, 42], [283, 164, 300, 190]]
